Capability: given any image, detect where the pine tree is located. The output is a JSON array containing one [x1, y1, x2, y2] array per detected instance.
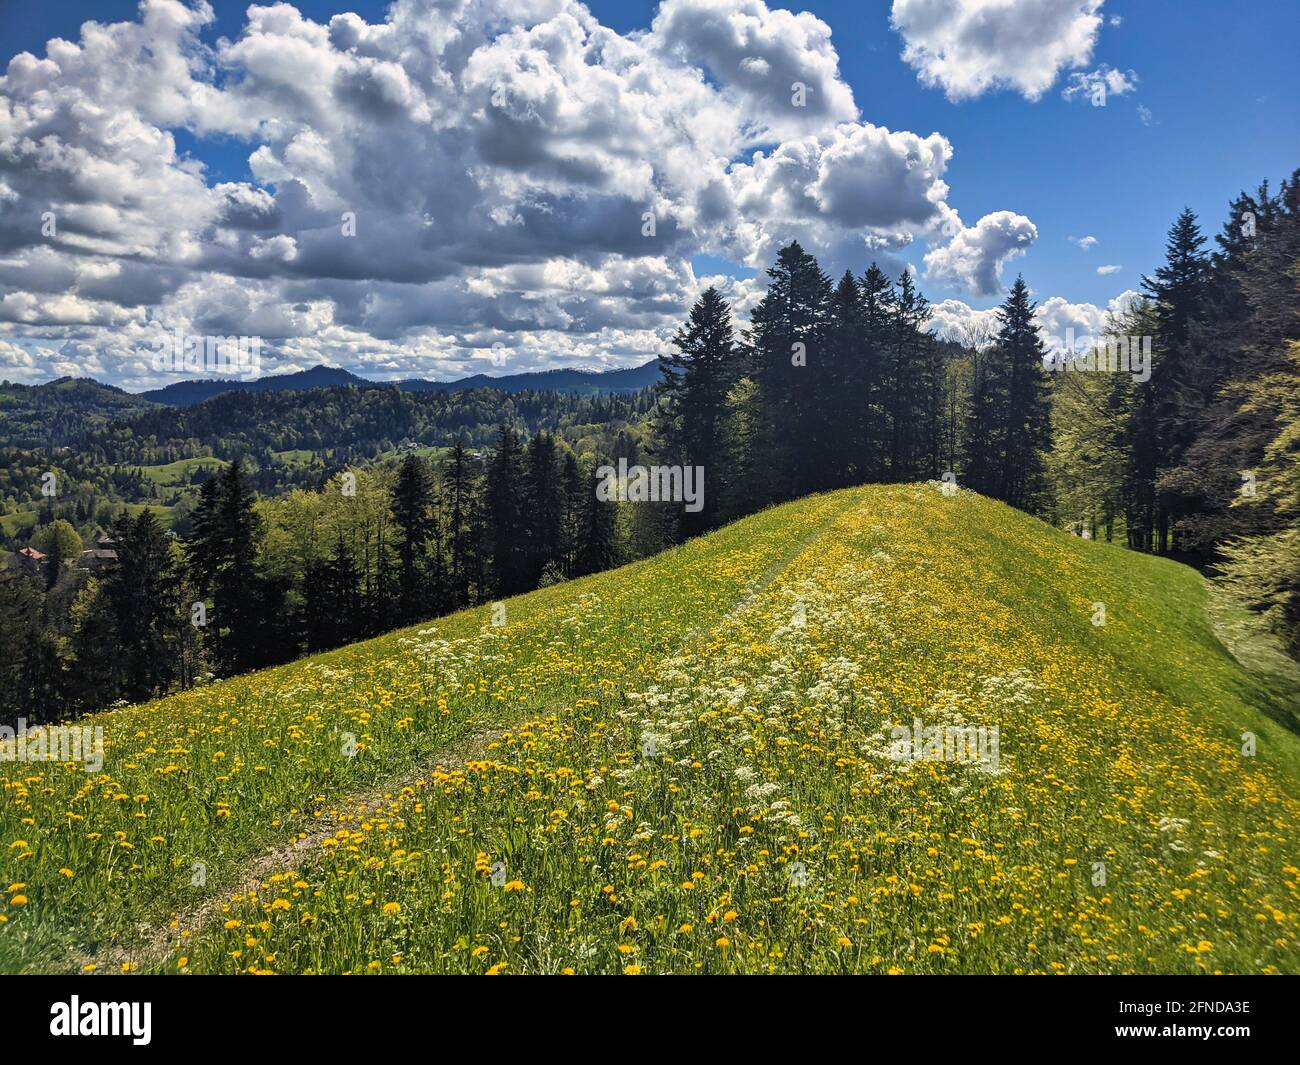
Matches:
[[391, 453, 437, 622], [186, 460, 265, 673], [576, 457, 619, 576], [305, 535, 362, 651], [746, 241, 832, 503], [524, 431, 563, 583], [444, 440, 476, 608], [1176, 173, 1299, 558], [885, 270, 933, 480], [858, 263, 896, 480], [559, 448, 585, 576], [105, 510, 182, 701], [825, 271, 865, 487], [485, 425, 529, 596], [964, 278, 1053, 513], [1136, 208, 1211, 552], [654, 286, 738, 533]]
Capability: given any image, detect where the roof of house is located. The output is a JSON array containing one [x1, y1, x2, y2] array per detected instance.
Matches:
[[18, 547, 45, 559]]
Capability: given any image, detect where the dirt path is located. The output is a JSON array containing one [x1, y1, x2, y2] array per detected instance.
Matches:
[[70, 494, 854, 974], [71, 726, 507, 974]]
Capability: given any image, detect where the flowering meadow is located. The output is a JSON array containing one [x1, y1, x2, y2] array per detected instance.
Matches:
[[3, 485, 1298, 973]]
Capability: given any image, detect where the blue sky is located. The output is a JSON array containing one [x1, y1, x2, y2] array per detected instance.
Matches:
[[0, 0, 1296, 387]]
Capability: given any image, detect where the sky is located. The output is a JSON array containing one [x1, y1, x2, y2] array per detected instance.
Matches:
[[0, 0, 1296, 390]]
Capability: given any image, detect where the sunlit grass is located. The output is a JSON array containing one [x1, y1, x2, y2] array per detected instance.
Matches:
[[3, 485, 1297, 973]]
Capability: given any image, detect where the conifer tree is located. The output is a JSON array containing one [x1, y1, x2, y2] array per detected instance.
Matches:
[[485, 425, 529, 595], [391, 453, 437, 622], [746, 242, 832, 502], [655, 286, 738, 533]]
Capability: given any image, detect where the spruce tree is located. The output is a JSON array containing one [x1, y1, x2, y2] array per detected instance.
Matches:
[[105, 510, 181, 701], [858, 263, 896, 480], [655, 286, 738, 533], [1137, 208, 1211, 551], [964, 278, 1053, 513], [746, 241, 832, 503], [485, 425, 529, 596], [391, 453, 436, 622], [524, 431, 563, 583]]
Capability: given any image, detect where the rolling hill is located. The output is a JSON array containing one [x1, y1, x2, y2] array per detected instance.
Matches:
[[1, 484, 1296, 974], [136, 360, 661, 405]]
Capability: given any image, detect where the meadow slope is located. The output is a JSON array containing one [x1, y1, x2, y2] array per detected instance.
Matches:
[[2, 484, 1297, 974]]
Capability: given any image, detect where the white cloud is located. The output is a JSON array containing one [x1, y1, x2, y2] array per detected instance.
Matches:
[[1096, 263, 1121, 274], [650, 0, 859, 140], [890, 0, 1107, 101], [925, 298, 1000, 344], [931, 288, 1142, 352], [0, 0, 1038, 387], [923, 211, 1037, 296], [1070, 235, 1098, 250], [1061, 65, 1137, 103]]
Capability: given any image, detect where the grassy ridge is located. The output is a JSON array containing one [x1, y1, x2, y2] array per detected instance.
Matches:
[[0, 492, 846, 970], [2, 485, 1297, 973]]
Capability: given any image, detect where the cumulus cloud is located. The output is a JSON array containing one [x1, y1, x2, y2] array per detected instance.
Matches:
[[891, 0, 1107, 101], [650, 0, 858, 140], [925, 298, 1000, 345], [0, 0, 1037, 388], [1033, 289, 1140, 350], [923, 211, 1037, 296], [1070, 234, 1097, 250], [1096, 263, 1121, 274], [929, 288, 1142, 352]]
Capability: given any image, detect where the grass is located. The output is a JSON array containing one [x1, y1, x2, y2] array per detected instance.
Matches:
[[374, 445, 450, 464], [0, 511, 38, 537], [272, 449, 321, 467], [123, 504, 176, 527], [133, 457, 227, 487], [1, 484, 1296, 974]]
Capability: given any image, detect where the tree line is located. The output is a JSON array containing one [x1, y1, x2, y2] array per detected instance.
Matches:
[[651, 244, 1052, 537], [1, 434, 627, 723], [652, 169, 1300, 655], [4, 166, 1297, 722]]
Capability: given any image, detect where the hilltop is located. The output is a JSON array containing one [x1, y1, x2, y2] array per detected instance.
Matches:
[[1, 484, 1296, 974]]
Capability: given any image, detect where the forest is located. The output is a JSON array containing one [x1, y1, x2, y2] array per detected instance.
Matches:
[[2, 169, 1297, 724]]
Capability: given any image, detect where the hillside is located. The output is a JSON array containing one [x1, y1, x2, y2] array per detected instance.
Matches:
[[136, 361, 660, 406], [0, 378, 157, 447], [1, 484, 1297, 974]]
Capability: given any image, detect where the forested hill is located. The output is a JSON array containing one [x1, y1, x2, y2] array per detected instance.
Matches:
[[64, 382, 656, 466], [136, 359, 661, 406], [0, 378, 156, 447]]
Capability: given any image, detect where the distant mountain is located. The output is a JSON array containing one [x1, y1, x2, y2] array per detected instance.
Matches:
[[137, 361, 661, 406], [393, 361, 661, 396], [138, 365, 369, 406]]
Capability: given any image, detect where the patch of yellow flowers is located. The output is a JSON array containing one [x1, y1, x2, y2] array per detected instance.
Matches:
[[162, 487, 1300, 974], [4, 486, 1298, 973]]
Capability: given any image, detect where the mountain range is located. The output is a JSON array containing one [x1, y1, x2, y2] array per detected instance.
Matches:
[[132, 360, 661, 406]]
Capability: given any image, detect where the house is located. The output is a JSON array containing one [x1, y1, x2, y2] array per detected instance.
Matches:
[[80, 536, 119, 571], [10, 546, 45, 577]]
